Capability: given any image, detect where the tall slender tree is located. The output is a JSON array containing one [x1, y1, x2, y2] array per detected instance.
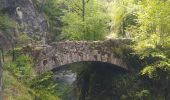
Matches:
[[0, 48, 2, 100], [82, 0, 85, 21]]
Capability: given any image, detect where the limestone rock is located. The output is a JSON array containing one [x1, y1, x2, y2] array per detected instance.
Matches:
[[3, 0, 48, 37]]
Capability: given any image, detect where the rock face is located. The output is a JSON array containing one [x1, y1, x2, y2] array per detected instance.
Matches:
[[0, 32, 12, 50], [3, 0, 48, 37], [33, 39, 131, 74]]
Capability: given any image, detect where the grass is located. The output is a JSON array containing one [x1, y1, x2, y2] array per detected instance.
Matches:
[[3, 70, 33, 100]]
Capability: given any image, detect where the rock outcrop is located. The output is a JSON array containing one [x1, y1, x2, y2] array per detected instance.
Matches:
[[0, 32, 12, 50], [3, 0, 48, 37]]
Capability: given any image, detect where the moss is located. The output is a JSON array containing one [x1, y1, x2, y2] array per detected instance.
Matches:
[[0, 14, 16, 31], [6, 47, 22, 57], [112, 44, 131, 58]]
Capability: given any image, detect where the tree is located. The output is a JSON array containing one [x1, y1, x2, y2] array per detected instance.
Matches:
[[0, 13, 17, 61], [82, 0, 85, 21], [43, 0, 63, 41], [126, 0, 170, 99], [61, 0, 110, 40], [109, 0, 138, 37], [0, 48, 2, 100]]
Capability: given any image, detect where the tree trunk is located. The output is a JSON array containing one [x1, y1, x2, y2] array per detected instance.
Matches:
[[12, 43, 16, 61], [40, 0, 46, 13], [0, 53, 2, 100], [1, 49, 4, 63], [82, 0, 85, 21]]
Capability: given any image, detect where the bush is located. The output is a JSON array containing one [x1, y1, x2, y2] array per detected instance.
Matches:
[[4, 54, 34, 83]]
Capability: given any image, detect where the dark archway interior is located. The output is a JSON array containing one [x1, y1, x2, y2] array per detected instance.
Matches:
[[52, 61, 129, 100], [52, 61, 128, 72]]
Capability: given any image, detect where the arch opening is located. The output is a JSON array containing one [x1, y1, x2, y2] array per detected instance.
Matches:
[[51, 61, 128, 72], [51, 61, 129, 100]]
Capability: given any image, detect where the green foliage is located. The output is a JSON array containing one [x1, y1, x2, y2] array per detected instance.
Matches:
[[126, 0, 170, 79], [2, 0, 170, 99], [30, 71, 61, 100], [31, 72, 56, 92], [112, 44, 132, 58], [7, 47, 22, 59], [61, 0, 109, 40], [4, 54, 34, 84], [3, 54, 61, 100], [134, 90, 151, 100], [43, 0, 63, 41], [0, 13, 16, 48], [110, 0, 138, 37], [0, 14, 16, 31], [141, 60, 170, 80], [3, 71, 33, 100], [33, 90, 60, 100], [16, 33, 34, 46], [125, 0, 170, 99]]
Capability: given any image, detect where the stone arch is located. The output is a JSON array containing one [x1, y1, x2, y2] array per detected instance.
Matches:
[[36, 56, 128, 74], [35, 39, 131, 74]]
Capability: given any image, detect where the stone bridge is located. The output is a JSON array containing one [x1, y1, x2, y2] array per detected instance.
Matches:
[[32, 39, 131, 74]]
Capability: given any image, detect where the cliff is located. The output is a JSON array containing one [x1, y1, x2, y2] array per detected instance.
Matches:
[[2, 0, 48, 38]]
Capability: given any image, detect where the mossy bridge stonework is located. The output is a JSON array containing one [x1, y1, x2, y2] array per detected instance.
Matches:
[[30, 39, 131, 74]]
